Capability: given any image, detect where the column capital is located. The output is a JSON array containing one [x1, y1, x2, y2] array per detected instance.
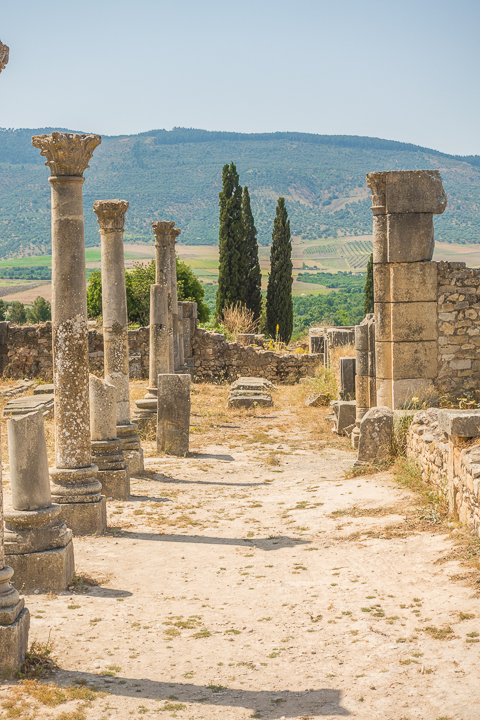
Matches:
[[0, 41, 9, 73], [93, 199, 129, 233], [169, 227, 181, 244], [31, 131, 101, 177], [152, 221, 175, 247], [366, 172, 386, 216]]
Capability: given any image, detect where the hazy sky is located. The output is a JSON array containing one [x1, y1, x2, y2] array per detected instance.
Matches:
[[1, 0, 479, 155]]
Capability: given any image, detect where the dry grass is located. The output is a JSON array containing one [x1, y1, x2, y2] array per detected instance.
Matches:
[[222, 302, 259, 340]]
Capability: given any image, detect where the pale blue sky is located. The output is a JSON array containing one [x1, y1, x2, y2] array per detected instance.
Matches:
[[1, 0, 479, 155]]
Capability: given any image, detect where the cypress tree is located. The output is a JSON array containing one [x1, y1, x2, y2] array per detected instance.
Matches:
[[364, 253, 374, 315], [215, 162, 244, 319], [266, 197, 293, 343], [241, 186, 262, 321]]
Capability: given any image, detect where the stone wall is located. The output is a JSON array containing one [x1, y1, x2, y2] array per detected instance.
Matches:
[[192, 328, 318, 383], [436, 261, 480, 398], [407, 408, 480, 536]]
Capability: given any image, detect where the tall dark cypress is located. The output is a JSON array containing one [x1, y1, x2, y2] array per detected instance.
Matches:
[[266, 197, 293, 343], [364, 253, 374, 315], [215, 162, 244, 319], [241, 186, 262, 321]]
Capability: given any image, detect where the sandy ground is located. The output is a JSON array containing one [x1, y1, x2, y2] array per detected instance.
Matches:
[[1, 382, 479, 720]]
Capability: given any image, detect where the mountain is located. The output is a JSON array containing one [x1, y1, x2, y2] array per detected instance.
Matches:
[[0, 127, 479, 259]]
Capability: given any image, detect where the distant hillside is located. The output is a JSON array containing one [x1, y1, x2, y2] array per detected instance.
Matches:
[[0, 127, 479, 259]]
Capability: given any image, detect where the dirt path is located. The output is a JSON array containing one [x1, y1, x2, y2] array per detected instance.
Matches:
[[1, 383, 479, 720]]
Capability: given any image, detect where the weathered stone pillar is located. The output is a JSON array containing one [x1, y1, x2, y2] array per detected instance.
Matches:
[[181, 301, 197, 368], [133, 221, 176, 427], [177, 303, 185, 368], [157, 373, 191, 456], [32, 131, 106, 535], [90, 376, 129, 500], [93, 199, 144, 475], [169, 227, 181, 370], [4, 411, 74, 592], [0, 40, 30, 673], [367, 170, 446, 409]]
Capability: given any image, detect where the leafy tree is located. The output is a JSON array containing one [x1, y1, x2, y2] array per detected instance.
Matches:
[[266, 198, 293, 343], [176, 258, 210, 323], [363, 253, 374, 315], [87, 269, 103, 318], [215, 162, 245, 318], [7, 301, 27, 325], [127, 260, 155, 326], [241, 186, 262, 321], [26, 296, 51, 323], [0, 300, 8, 321]]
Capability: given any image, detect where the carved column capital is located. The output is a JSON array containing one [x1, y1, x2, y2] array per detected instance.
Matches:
[[152, 221, 175, 247], [366, 172, 386, 216], [31, 131, 101, 177], [169, 228, 181, 244], [93, 199, 129, 233], [0, 41, 9, 73]]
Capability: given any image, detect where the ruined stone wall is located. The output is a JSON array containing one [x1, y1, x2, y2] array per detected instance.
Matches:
[[407, 408, 480, 536], [436, 261, 480, 398], [192, 328, 318, 383]]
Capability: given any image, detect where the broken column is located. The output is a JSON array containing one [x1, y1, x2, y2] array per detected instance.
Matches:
[[0, 40, 30, 673], [157, 373, 191, 456], [169, 226, 181, 370], [181, 300, 197, 369], [352, 314, 376, 449], [367, 170, 446, 409], [177, 302, 185, 368], [4, 411, 74, 592], [90, 376, 129, 500], [32, 131, 106, 535], [133, 221, 175, 426], [93, 199, 144, 475]]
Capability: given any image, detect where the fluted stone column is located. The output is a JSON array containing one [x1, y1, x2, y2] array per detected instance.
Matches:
[[0, 39, 30, 674], [133, 221, 176, 427], [32, 131, 106, 536], [4, 411, 74, 592], [169, 227, 181, 370], [367, 170, 446, 409], [93, 200, 144, 475]]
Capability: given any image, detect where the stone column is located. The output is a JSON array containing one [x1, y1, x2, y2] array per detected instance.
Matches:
[[169, 227, 181, 370], [90, 376, 129, 500], [177, 302, 185, 368], [367, 170, 446, 409], [31, 131, 106, 536], [0, 39, 30, 673], [4, 411, 74, 592], [93, 199, 144, 475], [157, 373, 191, 456], [181, 301, 197, 368], [133, 221, 176, 427]]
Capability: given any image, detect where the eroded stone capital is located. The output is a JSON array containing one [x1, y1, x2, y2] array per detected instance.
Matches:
[[93, 199, 129, 233], [0, 41, 9, 73], [366, 172, 386, 215], [31, 131, 101, 177], [170, 228, 181, 244], [152, 221, 175, 247]]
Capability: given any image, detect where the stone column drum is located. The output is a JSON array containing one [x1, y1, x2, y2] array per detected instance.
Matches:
[[177, 302, 185, 368], [0, 39, 30, 673], [367, 170, 446, 409], [93, 199, 144, 475], [90, 376, 129, 500], [157, 373, 191, 456], [32, 131, 106, 535], [4, 411, 74, 592], [133, 221, 175, 427], [181, 301, 197, 369], [169, 226, 181, 370]]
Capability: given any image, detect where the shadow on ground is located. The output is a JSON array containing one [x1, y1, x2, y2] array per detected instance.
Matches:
[[106, 531, 310, 551]]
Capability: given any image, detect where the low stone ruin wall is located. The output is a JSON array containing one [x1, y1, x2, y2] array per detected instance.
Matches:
[[406, 408, 480, 536], [192, 328, 318, 383]]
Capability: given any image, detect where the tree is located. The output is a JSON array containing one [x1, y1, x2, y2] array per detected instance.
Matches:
[[26, 296, 51, 323], [363, 253, 374, 315], [241, 186, 262, 321], [7, 301, 27, 325], [0, 300, 8, 321], [266, 197, 293, 343], [176, 258, 210, 323], [215, 162, 245, 318], [87, 269, 103, 318]]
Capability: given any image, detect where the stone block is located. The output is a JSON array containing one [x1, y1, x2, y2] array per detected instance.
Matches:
[[355, 349, 368, 376], [332, 401, 356, 436], [57, 498, 106, 536], [376, 378, 392, 408], [3, 394, 54, 418], [368, 375, 377, 407], [355, 324, 369, 352], [33, 384, 54, 394], [339, 357, 356, 400], [391, 341, 437, 380], [386, 213, 434, 263], [227, 393, 273, 408], [375, 341, 392, 379], [356, 406, 394, 465], [391, 378, 436, 409], [97, 466, 130, 500], [374, 303, 391, 342], [8, 543, 75, 594], [157, 373, 191, 456], [308, 328, 325, 354], [373, 263, 391, 303], [355, 375, 369, 412], [384, 170, 447, 215], [438, 409, 480, 438], [372, 214, 387, 264], [377, 302, 438, 342], [0, 608, 30, 674], [391, 261, 438, 302]]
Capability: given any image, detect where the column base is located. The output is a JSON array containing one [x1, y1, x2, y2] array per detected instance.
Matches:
[[117, 423, 144, 475], [98, 468, 130, 500], [57, 498, 106, 536], [0, 608, 30, 674], [351, 426, 360, 450], [132, 394, 157, 429], [8, 542, 75, 594], [92, 438, 130, 500]]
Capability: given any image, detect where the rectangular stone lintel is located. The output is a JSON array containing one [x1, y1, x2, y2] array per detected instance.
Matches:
[[438, 409, 480, 439]]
